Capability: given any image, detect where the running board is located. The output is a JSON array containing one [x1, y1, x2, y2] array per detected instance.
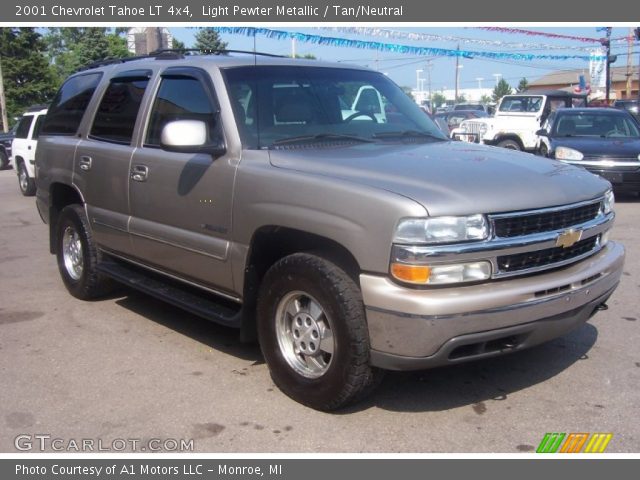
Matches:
[[97, 259, 243, 328]]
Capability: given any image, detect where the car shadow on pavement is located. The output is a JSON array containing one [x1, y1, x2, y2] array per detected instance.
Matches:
[[344, 322, 598, 413], [114, 291, 263, 363]]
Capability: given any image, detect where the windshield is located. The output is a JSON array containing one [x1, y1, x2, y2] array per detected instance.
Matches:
[[498, 96, 543, 113], [223, 65, 446, 149], [552, 112, 640, 138]]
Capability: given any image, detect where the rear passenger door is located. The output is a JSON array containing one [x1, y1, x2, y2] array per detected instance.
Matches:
[[74, 70, 152, 256], [128, 67, 237, 294]]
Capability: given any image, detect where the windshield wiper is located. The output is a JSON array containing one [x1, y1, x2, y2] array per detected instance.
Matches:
[[270, 133, 374, 147], [372, 130, 446, 141]]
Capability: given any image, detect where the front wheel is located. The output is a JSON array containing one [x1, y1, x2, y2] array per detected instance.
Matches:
[[55, 205, 113, 300], [496, 139, 522, 151], [0, 150, 9, 170], [17, 162, 36, 196], [257, 253, 381, 411]]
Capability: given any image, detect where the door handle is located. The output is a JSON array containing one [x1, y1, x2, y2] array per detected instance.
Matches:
[[130, 164, 149, 182], [79, 156, 92, 171]]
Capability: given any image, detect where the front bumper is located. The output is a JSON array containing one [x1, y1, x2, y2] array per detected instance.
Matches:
[[361, 241, 624, 370]]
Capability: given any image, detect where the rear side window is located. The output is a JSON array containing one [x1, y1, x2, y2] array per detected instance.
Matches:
[[32, 115, 46, 140], [90, 77, 149, 144], [41, 73, 102, 136], [15, 116, 33, 139], [146, 77, 215, 146]]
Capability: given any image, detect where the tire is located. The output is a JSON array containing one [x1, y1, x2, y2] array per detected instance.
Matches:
[[0, 150, 8, 170], [17, 162, 36, 196], [257, 253, 381, 411], [539, 143, 549, 157], [496, 139, 522, 151], [55, 204, 113, 300]]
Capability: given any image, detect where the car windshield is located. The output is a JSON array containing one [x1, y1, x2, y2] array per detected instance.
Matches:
[[498, 96, 543, 113], [223, 65, 447, 149], [552, 112, 640, 138]]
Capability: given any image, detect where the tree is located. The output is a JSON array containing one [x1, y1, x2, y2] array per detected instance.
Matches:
[[400, 86, 414, 100], [293, 53, 316, 59], [431, 92, 446, 108], [492, 78, 513, 103], [45, 28, 130, 79], [0, 28, 57, 123], [172, 38, 186, 50], [517, 77, 529, 93], [194, 29, 227, 52], [480, 94, 493, 105], [456, 94, 467, 104]]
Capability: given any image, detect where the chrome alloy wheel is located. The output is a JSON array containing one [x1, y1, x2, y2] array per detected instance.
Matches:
[[19, 165, 28, 192], [275, 291, 335, 379], [62, 226, 84, 281]]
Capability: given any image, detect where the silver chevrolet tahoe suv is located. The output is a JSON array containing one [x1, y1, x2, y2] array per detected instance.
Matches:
[[35, 52, 625, 410]]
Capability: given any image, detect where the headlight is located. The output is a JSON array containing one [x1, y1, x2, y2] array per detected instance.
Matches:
[[603, 189, 615, 215], [555, 146, 584, 161], [394, 215, 489, 244], [479, 124, 488, 135], [391, 261, 492, 285]]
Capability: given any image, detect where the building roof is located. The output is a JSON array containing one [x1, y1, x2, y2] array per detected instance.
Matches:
[[530, 66, 639, 87]]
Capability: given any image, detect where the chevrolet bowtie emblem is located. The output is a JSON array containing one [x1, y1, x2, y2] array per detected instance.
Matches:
[[556, 229, 583, 248]]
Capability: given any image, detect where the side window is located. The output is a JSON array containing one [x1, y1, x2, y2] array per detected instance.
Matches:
[[41, 73, 102, 135], [15, 116, 33, 139], [32, 115, 46, 140], [146, 76, 217, 146], [90, 77, 149, 144]]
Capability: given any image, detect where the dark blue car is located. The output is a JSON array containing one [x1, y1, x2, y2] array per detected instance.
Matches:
[[537, 108, 640, 193]]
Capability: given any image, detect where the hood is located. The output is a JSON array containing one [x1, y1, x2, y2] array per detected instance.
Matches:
[[269, 141, 610, 217], [551, 136, 640, 158]]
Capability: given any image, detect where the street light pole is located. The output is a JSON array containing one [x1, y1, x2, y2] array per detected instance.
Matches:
[[416, 69, 423, 92]]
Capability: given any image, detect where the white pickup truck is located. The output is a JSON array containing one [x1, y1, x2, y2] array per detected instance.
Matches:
[[11, 105, 48, 196], [453, 90, 587, 152]]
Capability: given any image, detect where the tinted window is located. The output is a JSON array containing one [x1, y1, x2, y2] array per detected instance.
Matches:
[[15, 116, 33, 139], [32, 115, 46, 140], [499, 96, 543, 113], [146, 77, 216, 146], [90, 78, 149, 144], [41, 73, 102, 135], [553, 112, 640, 138]]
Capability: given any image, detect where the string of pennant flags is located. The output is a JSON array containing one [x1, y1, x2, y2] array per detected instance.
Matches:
[[209, 27, 607, 62]]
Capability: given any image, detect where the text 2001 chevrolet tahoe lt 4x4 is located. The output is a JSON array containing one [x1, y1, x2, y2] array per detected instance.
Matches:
[[35, 52, 624, 410]]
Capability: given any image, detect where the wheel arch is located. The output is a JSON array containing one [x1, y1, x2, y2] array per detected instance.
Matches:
[[48, 182, 85, 254]]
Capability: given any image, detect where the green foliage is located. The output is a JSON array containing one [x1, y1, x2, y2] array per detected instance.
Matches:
[[517, 77, 529, 93], [293, 53, 317, 59], [45, 28, 130, 79], [0, 28, 57, 124], [431, 92, 446, 108], [492, 78, 513, 102], [480, 94, 493, 105], [194, 29, 228, 52], [172, 38, 186, 50], [455, 94, 467, 104]]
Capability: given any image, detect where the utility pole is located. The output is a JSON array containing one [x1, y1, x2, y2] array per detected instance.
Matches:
[[602, 27, 612, 105], [625, 28, 633, 98], [0, 57, 8, 133], [454, 44, 460, 105], [427, 59, 433, 111], [635, 27, 640, 103]]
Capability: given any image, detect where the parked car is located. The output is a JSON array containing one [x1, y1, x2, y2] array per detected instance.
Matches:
[[11, 105, 48, 196], [613, 99, 639, 121], [36, 52, 623, 410], [0, 123, 17, 169], [536, 108, 640, 193], [453, 90, 588, 151], [434, 110, 488, 134]]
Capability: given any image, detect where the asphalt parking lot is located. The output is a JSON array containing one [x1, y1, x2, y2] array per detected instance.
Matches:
[[0, 168, 638, 453]]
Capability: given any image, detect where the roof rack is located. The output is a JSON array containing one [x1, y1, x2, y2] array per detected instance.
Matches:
[[75, 48, 286, 73], [150, 48, 286, 58]]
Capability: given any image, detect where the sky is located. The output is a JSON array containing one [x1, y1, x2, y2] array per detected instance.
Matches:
[[170, 26, 639, 92]]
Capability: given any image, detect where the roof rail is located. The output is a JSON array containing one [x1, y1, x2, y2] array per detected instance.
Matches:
[[150, 48, 286, 58], [26, 104, 49, 112], [74, 48, 287, 73]]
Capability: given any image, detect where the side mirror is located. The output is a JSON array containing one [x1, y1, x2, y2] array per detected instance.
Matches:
[[535, 129, 548, 136], [160, 120, 226, 157]]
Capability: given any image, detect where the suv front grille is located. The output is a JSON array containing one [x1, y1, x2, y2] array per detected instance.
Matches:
[[462, 121, 483, 134], [497, 236, 598, 273], [493, 202, 601, 238]]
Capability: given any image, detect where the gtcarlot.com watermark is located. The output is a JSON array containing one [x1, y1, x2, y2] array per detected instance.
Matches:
[[14, 434, 194, 452]]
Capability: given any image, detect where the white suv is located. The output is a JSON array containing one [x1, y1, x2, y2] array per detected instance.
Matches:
[[11, 106, 48, 196], [453, 91, 587, 152]]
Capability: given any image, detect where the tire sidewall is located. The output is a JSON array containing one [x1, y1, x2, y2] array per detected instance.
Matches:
[[257, 256, 367, 409], [497, 139, 521, 150], [56, 207, 92, 298]]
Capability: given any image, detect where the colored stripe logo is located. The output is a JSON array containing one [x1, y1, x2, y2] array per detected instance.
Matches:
[[536, 433, 613, 453]]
